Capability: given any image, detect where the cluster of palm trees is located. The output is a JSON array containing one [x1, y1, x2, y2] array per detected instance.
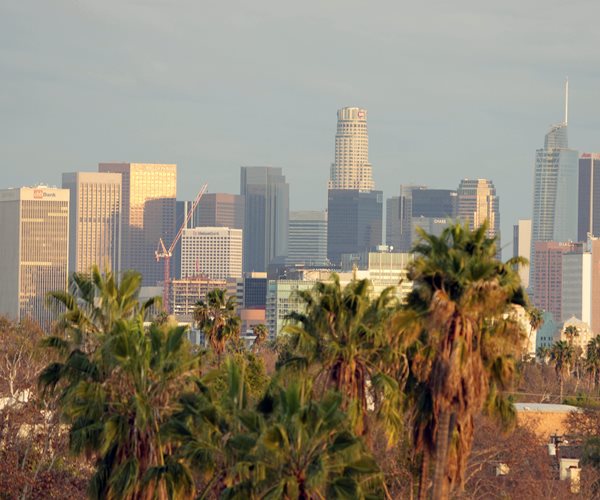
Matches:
[[39, 221, 529, 499], [537, 326, 600, 401]]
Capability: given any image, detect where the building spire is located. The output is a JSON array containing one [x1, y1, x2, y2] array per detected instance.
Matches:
[[564, 78, 569, 126]]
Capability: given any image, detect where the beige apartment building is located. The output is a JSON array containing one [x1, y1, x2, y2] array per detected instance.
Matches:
[[99, 162, 176, 285], [328, 107, 374, 190], [0, 187, 69, 327], [457, 178, 500, 240], [62, 172, 122, 275]]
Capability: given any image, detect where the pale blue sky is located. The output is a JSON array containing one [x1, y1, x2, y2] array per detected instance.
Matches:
[[2, 0, 600, 251]]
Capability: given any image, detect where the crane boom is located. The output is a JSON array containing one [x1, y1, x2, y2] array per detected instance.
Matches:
[[156, 183, 208, 312]]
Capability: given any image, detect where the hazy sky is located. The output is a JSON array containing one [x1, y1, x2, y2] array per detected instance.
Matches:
[[2, 0, 600, 252]]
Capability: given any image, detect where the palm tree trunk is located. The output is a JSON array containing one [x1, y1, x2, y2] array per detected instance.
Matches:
[[418, 452, 430, 500], [432, 411, 451, 500], [559, 376, 564, 402]]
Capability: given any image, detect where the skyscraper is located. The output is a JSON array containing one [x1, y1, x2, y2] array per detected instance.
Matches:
[[240, 166, 289, 273], [385, 196, 402, 250], [532, 240, 583, 322], [288, 211, 328, 266], [327, 107, 382, 263], [456, 179, 500, 240], [531, 82, 579, 248], [0, 187, 69, 326], [62, 172, 122, 276], [180, 227, 243, 280], [195, 193, 244, 230], [99, 163, 176, 286], [328, 107, 374, 190], [578, 153, 600, 241], [327, 189, 383, 264]]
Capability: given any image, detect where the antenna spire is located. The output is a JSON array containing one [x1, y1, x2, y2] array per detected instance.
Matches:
[[564, 78, 569, 126]]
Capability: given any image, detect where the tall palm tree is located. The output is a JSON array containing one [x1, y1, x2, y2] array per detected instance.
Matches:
[[400, 221, 526, 499], [193, 289, 240, 364], [281, 275, 404, 440], [528, 307, 544, 333], [587, 336, 600, 392], [564, 324, 580, 345], [550, 340, 575, 401]]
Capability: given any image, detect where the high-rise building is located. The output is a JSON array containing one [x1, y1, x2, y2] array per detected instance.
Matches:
[[578, 153, 600, 241], [532, 240, 583, 323], [240, 167, 289, 273], [561, 250, 591, 324], [172, 200, 195, 280], [328, 107, 374, 190], [531, 82, 579, 284], [590, 238, 600, 334], [385, 196, 402, 250], [327, 189, 383, 265], [0, 187, 69, 326], [288, 211, 328, 266], [457, 179, 500, 241], [180, 227, 243, 280], [62, 172, 122, 276], [98, 163, 176, 286], [195, 193, 244, 230], [513, 219, 532, 289], [388, 186, 457, 252], [168, 276, 227, 321]]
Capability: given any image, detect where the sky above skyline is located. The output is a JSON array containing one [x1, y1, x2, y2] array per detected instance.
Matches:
[[2, 0, 600, 252]]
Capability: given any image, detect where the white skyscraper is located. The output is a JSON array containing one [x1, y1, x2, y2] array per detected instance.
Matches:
[[62, 172, 122, 276], [0, 187, 69, 326], [513, 219, 532, 289], [328, 107, 374, 190], [180, 227, 243, 280]]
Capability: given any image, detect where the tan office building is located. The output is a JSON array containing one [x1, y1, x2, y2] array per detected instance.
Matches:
[[0, 187, 69, 327], [328, 107, 374, 191], [180, 227, 243, 280], [99, 163, 176, 285], [62, 172, 122, 275]]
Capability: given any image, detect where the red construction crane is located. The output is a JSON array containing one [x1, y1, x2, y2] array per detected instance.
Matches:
[[156, 183, 208, 312]]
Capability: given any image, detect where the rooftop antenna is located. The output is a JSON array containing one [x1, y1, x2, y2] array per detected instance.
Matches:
[[564, 78, 569, 126]]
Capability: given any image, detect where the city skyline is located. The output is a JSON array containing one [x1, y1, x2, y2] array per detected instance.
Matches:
[[4, 2, 600, 250]]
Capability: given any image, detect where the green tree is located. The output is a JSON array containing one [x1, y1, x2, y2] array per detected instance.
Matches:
[[229, 381, 383, 499], [400, 222, 526, 499], [550, 340, 575, 401], [193, 289, 240, 364], [281, 275, 404, 440], [564, 324, 580, 345], [40, 318, 199, 499]]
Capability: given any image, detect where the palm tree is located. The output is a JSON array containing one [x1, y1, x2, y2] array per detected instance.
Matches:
[[45, 265, 158, 354], [251, 323, 269, 352], [231, 381, 383, 499], [564, 324, 580, 345], [41, 318, 199, 499], [528, 307, 544, 332], [536, 345, 551, 365], [400, 221, 526, 499], [550, 340, 575, 401], [281, 275, 403, 439], [193, 289, 240, 364], [587, 336, 600, 392]]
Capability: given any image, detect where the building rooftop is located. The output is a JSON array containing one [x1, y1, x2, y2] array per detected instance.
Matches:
[[514, 403, 582, 413]]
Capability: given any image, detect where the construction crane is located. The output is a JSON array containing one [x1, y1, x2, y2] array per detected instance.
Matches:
[[155, 183, 208, 312]]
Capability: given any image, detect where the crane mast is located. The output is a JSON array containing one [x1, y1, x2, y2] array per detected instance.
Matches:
[[156, 183, 208, 312]]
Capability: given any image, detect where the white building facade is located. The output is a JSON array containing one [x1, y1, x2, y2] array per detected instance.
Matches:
[[180, 227, 242, 280], [328, 107, 374, 190]]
